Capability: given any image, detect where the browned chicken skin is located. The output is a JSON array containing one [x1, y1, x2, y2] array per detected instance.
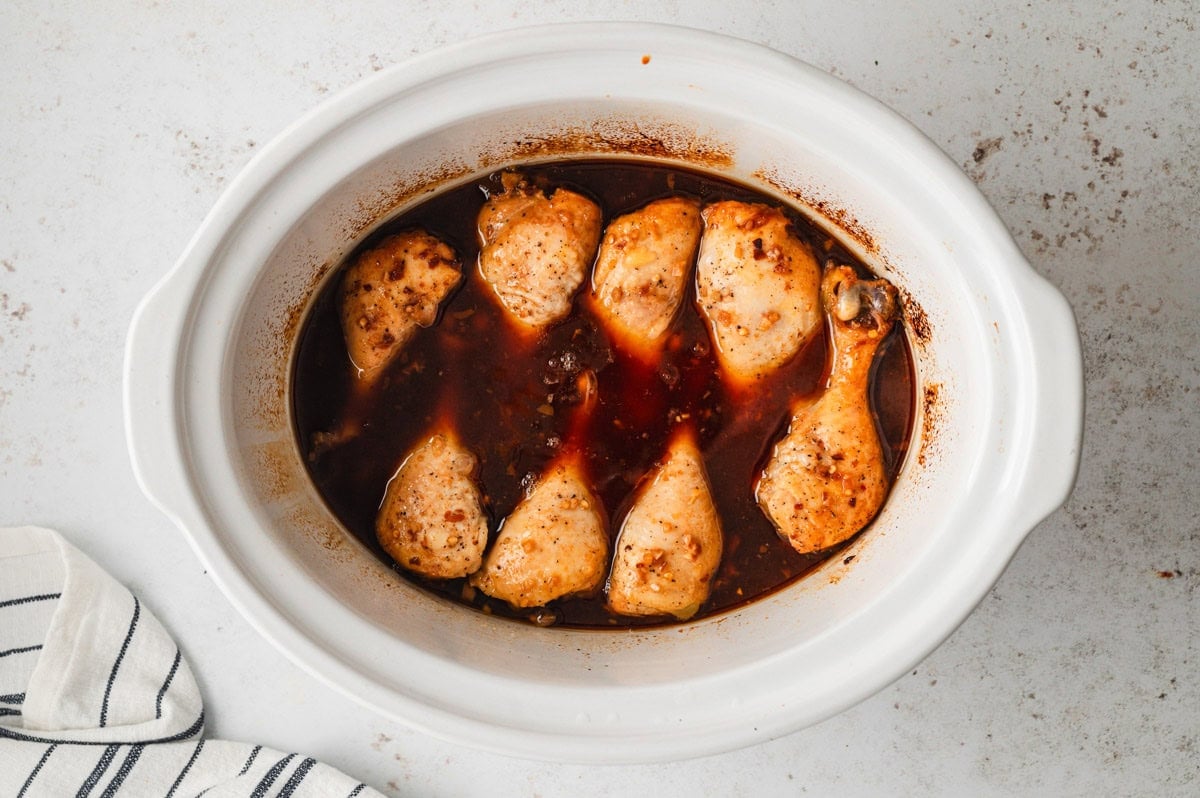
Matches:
[[590, 196, 702, 360], [755, 265, 900, 554], [470, 453, 608, 608], [695, 201, 822, 385], [376, 427, 489, 579], [477, 174, 603, 334], [339, 230, 462, 379], [607, 428, 723, 620]]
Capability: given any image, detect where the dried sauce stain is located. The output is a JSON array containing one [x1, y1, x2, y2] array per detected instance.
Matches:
[[2, 295, 32, 322], [235, 255, 345, 564], [172, 128, 259, 195], [279, 503, 347, 554], [346, 161, 475, 244], [917, 382, 943, 468], [897, 287, 932, 349], [248, 440, 303, 502], [480, 122, 734, 172], [284, 262, 333, 342], [964, 136, 1004, 183], [824, 553, 851, 585], [246, 257, 335, 439], [751, 167, 879, 258], [972, 136, 1004, 164], [281, 258, 334, 368], [1019, 86, 1146, 257]]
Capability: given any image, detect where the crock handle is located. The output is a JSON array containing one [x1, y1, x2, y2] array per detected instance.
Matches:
[[122, 268, 193, 522], [1013, 274, 1084, 535]]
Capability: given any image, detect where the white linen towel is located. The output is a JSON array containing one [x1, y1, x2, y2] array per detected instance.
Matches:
[[0, 526, 384, 797]]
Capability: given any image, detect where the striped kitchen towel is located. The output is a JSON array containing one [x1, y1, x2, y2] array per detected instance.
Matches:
[[0, 526, 383, 797]]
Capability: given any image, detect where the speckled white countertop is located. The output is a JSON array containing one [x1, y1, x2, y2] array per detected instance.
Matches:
[[2, 2, 1197, 794]]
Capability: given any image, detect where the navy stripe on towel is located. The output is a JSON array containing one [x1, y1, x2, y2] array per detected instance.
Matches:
[[76, 744, 119, 797], [278, 757, 317, 797], [99, 745, 145, 798], [17, 743, 57, 798], [155, 648, 181, 720], [0, 709, 205, 745], [0, 592, 61, 609], [100, 596, 140, 727], [251, 753, 297, 797], [238, 745, 264, 776], [0, 644, 43, 659], [165, 739, 205, 798]]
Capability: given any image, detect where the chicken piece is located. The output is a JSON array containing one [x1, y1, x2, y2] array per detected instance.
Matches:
[[591, 197, 702, 360], [470, 454, 607, 608], [476, 175, 602, 333], [376, 429, 488, 579], [695, 201, 822, 385], [755, 265, 900, 554], [339, 230, 461, 379], [607, 429, 723, 620]]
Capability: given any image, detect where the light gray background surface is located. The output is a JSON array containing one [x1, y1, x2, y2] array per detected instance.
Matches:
[[1, 2, 1196, 795]]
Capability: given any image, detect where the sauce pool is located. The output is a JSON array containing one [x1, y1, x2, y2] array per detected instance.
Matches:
[[291, 160, 914, 628]]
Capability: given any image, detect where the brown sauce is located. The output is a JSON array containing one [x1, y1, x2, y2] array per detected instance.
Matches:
[[291, 160, 914, 628]]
